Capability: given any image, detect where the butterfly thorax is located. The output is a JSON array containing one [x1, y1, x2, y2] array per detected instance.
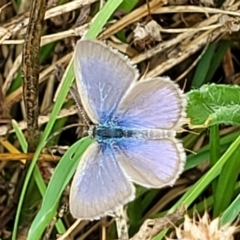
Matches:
[[93, 125, 135, 141], [93, 125, 176, 142]]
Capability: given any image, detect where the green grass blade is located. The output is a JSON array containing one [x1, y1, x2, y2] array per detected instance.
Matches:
[[191, 42, 229, 89], [12, 63, 75, 240], [168, 133, 240, 213], [152, 229, 168, 240], [12, 118, 66, 236], [209, 125, 220, 204], [185, 130, 239, 170], [213, 146, 240, 217], [12, 119, 28, 152], [154, 183, 240, 239], [116, 0, 139, 41], [27, 137, 93, 240], [204, 41, 230, 83], [119, 0, 139, 12], [191, 43, 217, 88], [220, 192, 240, 226], [85, 0, 123, 39]]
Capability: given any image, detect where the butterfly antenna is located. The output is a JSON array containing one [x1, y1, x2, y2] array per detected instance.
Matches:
[[46, 123, 84, 144], [70, 86, 91, 128]]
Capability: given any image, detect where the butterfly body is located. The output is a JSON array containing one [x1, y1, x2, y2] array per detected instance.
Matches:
[[94, 125, 176, 141], [70, 39, 187, 220]]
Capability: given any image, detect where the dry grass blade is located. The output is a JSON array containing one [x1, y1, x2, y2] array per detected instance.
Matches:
[[145, 28, 222, 78], [131, 14, 220, 64], [0, 153, 60, 161], [1, 23, 89, 45], [131, 1, 240, 65], [99, 0, 168, 40], [153, 5, 240, 16], [0, 105, 77, 137], [4, 52, 72, 108], [0, 0, 97, 42]]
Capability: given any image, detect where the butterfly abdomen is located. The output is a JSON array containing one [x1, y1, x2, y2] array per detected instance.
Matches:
[[130, 129, 176, 139]]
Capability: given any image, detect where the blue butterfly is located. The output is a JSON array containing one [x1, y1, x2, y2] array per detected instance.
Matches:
[[70, 39, 186, 220]]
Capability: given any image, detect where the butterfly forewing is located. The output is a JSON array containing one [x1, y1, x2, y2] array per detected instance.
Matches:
[[70, 141, 135, 219], [74, 40, 139, 124], [114, 77, 186, 130]]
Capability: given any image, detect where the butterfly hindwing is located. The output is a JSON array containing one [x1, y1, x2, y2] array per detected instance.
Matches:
[[70, 141, 135, 219], [116, 138, 185, 188]]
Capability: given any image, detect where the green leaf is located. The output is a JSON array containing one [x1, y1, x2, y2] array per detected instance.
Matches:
[[187, 84, 240, 127]]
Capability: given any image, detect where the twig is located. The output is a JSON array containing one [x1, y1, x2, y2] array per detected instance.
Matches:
[[22, 0, 47, 151], [56, 219, 82, 240]]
